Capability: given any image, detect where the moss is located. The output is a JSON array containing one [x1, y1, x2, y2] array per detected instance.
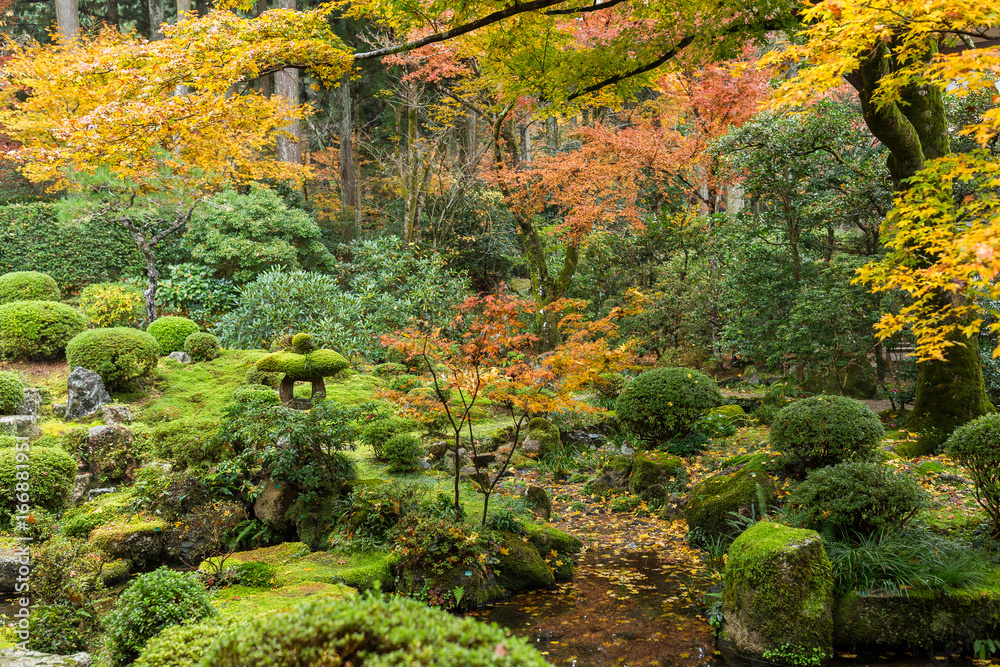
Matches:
[[684, 463, 775, 539], [89, 516, 167, 568], [721, 523, 833, 664], [833, 585, 1000, 652], [493, 532, 555, 592], [101, 558, 132, 587], [290, 333, 314, 353], [255, 348, 350, 379], [582, 454, 633, 496], [524, 523, 583, 554], [628, 451, 687, 501], [373, 362, 406, 378], [211, 582, 356, 620], [526, 417, 562, 457]]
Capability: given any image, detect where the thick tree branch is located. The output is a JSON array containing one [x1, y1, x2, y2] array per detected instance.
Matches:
[[544, 0, 629, 16]]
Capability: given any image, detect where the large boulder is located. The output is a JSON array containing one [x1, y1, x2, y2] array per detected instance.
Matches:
[[628, 451, 687, 502], [582, 454, 632, 496], [0, 546, 28, 592], [494, 532, 555, 593], [523, 485, 552, 520], [89, 517, 167, 569], [16, 388, 44, 417], [0, 650, 92, 667], [0, 415, 40, 438], [253, 479, 298, 532], [64, 367, 111, 420], [521, 418, 562, 458], [87, 424, 136, 485], [720, 523, 834, 666], [684, 461, 775, 540]]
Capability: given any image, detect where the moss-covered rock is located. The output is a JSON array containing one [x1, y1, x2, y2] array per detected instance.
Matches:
[[494, 532, 555, 592], [89, 516, 167, 569], [523, 485, 552, 520], [582, 454, 632, 496], [833, 586, 1000, 652], [628, 451, 687, 502], [721, 523, 834, 666], [522, 417, 562, 457], [524, 524, 582, 582], [256, 349, 349, 380], [684, 462, 775, 540], [708, 404, 751, 427]]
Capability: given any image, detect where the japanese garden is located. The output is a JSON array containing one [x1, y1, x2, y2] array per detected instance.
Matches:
[[0, 0, 999, 665]]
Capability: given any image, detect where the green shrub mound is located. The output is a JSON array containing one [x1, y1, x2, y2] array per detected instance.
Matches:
[[146, 316, 200, 354], [0, 446, 76, 527], [0, 270, 60, 304], [231, 383, 281, 406], [615, 367, 723, 445], [201, 592, 550, 667], [0, 300, 87, 360], [65, 327, 160, 390], [184, 331, 220, 361], [256, 348, 349, 379], [770, 395, 884, 473], [384, 433, 425, 472], [151, 416, 232, 469], [0, 370, 25, 414], [135, 616, 240, 667], [785, 461, 927, 538], [946, 413, 1000, 534], [79, 282, 144, 328], [104, 567, 216, 667]]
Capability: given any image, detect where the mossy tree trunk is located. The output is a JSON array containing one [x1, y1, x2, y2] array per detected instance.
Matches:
[[848, 41, 993, 446]]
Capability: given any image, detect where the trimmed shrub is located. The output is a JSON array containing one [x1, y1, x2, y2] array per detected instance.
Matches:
[[201, 592, 549, 666], [147, 315, 199, 355], [0, 370, 25, 414], [946, 413, 1000, 534], [785, 461, 927, 538], [231, 384, 280, 406], [0, 270, 60, 304], [104, 567, 215, 666], [0, 300, 87, 360], [0, 446, 76, 527], [615, 367, 723, 445], [135, 616, 240, 667], [79, 282, 144, 328], [184, 332, 220, 361], [770, 395, 884, 474], [384, 433, 425, 472], [66, 327, 160, 390]]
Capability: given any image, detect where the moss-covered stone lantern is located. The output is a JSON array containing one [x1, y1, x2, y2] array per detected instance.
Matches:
[[254, 333, 349, 408]]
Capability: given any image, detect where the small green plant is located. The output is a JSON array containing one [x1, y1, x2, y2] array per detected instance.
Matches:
[[339, 481, 420, 544], [384, 433, 425, 472], [147, 315, 200, 354], [610, 495, 642, 513], [761, 644, 830, 667], [0, 370, 25, 414], [974, 638, 1000, 660], [104, 567, 216, 666], [569, 501, 587, 512]]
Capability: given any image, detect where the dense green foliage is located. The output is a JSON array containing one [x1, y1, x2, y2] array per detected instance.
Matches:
[[945, 413, 1000, 535], [0, 370, 25, 414], [66, 327, 160, 389], [615, 367, 723, 445], [150, 416, 230, 469], [134, 617, 241, 667], [156, 263, 240, 327], [147, 315, 200, 354], [770, 395, 884, 474], [79, 282, 145, 327], [0, 299, 87, 360], [231, 383, 281, 406], [0, 270, 60, 304], [0, 446, 76, 527], [184, 331, 221, 361], [182, 187, 334, 283], [104, 567, 216, 666], [785, 461, 926, 537], [201, 592, 550, 666], [383, 433, 425, 472]]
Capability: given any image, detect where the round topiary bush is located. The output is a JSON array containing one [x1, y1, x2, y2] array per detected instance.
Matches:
[[0, 371, 25, 415], [0, 271, 60, 304], [785, 460, 926, 537], [946, 413, 1000, 535], [79, 282, 144, 328], [384, 433, 425, 472], [615, 367, 723, 445], [184, 332, 220, 361], [200, 593, 550, 667], [0, 300, 87, 360], [770, 395, 884, 473], [105, 567, 215, 666], [146, 316, 199, 355], [65, 327, 160, 390], [0, 446, 76, 527]]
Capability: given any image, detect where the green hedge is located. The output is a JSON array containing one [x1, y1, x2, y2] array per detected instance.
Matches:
[[0, 371, 25, 415], [0, 300, 87, 360]]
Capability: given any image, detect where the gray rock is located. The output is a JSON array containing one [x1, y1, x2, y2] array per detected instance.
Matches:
[[521, 437, 541, 455], [427, 441, 448, 458], [523, 485, 552, 521], [471, 452, 496, 467], [167, 351, 192, 363], [87, 424, 135, 484], [253, 479, 297, 531], [16, 389, 43, 417], [87, 487, 117, 502], [52, 403, 67, 419], [939, 473, 971, 484], [0, 650, 92, 666], [70, 473, 94, 506], [100, 404, 132, 426], [64, 368, 111, 420], [620, 444, 635, 456], [0, 415, 40, 438], [0, 546, 29, 593]]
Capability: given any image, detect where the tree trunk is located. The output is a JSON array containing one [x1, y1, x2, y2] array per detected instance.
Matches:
[[339, 74, 357, 210], [147, 0, 166, 39], [275, 0, 302, 164], [176, 0, 190, 17], [849, 42, 993, 450], [106, 0, 120, 28], [55, 0, 80, 41]]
